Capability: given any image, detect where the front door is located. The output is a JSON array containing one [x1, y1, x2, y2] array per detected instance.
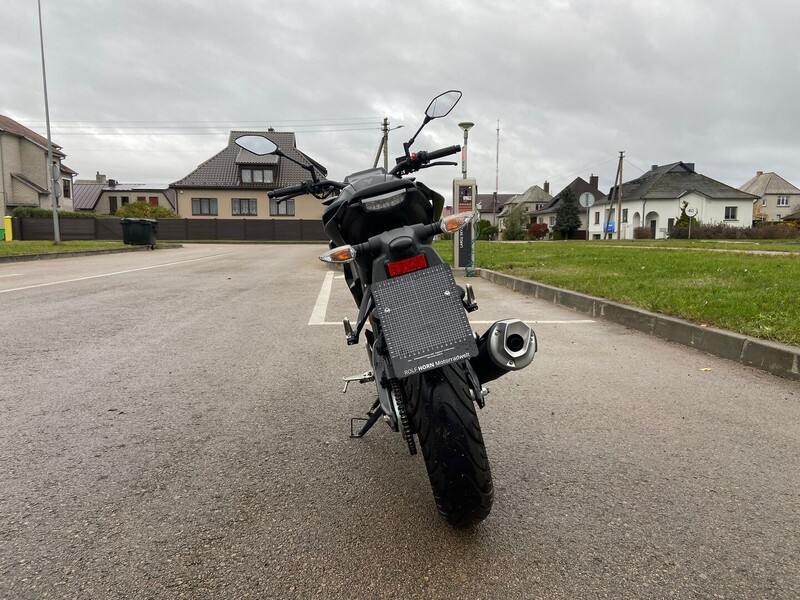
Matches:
[[649, 219, 657, 239], [109, 197, 118, 214]]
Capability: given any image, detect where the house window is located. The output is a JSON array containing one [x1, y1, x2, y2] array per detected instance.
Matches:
[[62, 178, 71, 198], [622, 209, 628, 223], [549, 216, 555, 226], [232, 198, 258, 216], [137, 196, 146, 202], [594, 211, 600, 224], [270, 198, 295, 216], [121, 196, 129, 206], [241, 168, 274, 184], [149, 197, 158, 206], [192, 198, 218, 215], [777, 196, 789, 206], [724, 206, 738, 220], [762, 198, 767, 206]]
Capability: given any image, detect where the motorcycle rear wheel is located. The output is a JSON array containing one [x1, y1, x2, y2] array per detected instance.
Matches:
[[406, 362, 493, 527]]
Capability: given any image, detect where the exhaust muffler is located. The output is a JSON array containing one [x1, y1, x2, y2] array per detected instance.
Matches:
[[470, 319, 537, 383]]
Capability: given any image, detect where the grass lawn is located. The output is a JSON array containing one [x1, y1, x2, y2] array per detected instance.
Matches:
[[434, 239, 800, 346], [0, 240, 127, 257]]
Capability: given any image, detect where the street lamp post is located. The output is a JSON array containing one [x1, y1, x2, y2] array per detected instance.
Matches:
[[458, 122, 474, 179]]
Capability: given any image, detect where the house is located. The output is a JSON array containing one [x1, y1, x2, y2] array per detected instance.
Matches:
[[497, 183, 552, 231], [477, 192, 517, 226], [171, 130, 326, 219], [592, 162, 758, 240], [739, 171, 800, 222], [532, 175, 607, 238], [0, 114, 76, 214], [74, 172, 176, 214]]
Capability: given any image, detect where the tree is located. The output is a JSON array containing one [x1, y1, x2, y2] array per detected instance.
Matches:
[[554, 187, 582, 240], [674, 200, 700, 227], [501, 204, 527, 240], [476, 219, 498, 240]]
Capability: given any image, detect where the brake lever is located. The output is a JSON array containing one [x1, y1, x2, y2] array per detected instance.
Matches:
[[419, 161, 458, 169]]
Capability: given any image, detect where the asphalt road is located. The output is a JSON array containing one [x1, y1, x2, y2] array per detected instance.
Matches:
[[0, 244, 797, 599]]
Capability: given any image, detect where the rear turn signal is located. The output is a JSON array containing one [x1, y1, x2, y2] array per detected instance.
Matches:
[[319, 245, 356, 264], [386, 254, 428, 277], [440, 211, 477, 233]]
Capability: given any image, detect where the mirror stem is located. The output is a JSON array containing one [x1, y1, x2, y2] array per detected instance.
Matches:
[[275, 148, 319, 182]]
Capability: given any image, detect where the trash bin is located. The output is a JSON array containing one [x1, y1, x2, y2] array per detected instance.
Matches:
[[120, 218, 158, 249]]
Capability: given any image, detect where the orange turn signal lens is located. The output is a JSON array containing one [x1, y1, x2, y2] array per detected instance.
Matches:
[[319, 245, 357, 264], [440, 211, 477, 233]]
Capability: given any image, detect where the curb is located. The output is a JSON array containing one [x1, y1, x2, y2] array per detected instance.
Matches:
[[476, 268, 800, 382], [0, 244, 183, 264]]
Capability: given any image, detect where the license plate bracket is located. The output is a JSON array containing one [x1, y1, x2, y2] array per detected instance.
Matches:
[[372, 264, 478, 377]]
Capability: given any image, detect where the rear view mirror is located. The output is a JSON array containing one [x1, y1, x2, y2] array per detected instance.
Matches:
[[235, 135, 278, 156], [425, 90, 462, 119]]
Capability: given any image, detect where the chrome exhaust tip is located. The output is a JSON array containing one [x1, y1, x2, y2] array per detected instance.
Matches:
[[470, 319, 537, 383]]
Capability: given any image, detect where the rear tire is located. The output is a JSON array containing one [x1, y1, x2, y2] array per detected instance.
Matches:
[[406, 362, 493, 527]]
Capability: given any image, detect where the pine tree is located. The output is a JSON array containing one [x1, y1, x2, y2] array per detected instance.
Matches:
[[554, 187, 582, 239]]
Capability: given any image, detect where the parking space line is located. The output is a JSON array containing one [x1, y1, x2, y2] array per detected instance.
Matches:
[[308, 271, 335, 325], [0, 273, 21, 278], [309, 319, 595, 326], [0, 252, 236, 295]]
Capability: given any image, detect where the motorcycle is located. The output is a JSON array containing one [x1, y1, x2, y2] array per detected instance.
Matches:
[[236, 91, 537, 527]]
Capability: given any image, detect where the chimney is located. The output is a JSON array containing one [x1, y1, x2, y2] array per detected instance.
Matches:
[[95, 171, 107, 184], [757, 171, 763, 176], [684, 163, 695, 172], [590, 174, 599, 189], [651, 164, 658, 171], [543, 181, 549, 194], [107, 179, 117, 187], [268, 127, 275, 132]]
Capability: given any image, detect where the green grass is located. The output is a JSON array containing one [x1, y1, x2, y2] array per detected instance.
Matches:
[[0, 240, 127, 256], [434, 240, 800, 346]]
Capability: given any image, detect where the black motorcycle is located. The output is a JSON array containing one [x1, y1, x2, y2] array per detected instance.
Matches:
[[236, 91, 537, 527]]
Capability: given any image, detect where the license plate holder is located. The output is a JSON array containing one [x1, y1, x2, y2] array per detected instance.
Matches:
[[372, 264, 477, 377]]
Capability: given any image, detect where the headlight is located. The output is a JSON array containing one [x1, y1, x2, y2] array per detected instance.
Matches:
[[361, 190, 406, 212]]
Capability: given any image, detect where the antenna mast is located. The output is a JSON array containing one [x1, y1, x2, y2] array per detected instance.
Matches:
[[495, 119, 500, 194]]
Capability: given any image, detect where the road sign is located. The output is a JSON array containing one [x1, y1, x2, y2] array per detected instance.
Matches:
[[579, 192, 595, 208], [686, 207, 697, 217]]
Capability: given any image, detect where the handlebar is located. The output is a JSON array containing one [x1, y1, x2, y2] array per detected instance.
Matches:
[[390, 144, 461, 176], [426, 145, 461, 161], [268, 179, 347, 199]]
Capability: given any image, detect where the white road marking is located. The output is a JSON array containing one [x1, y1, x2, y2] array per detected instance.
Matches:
[[0, 252, 236, 295], [308, 271, 335, 325], [0, 273, 21, 278]]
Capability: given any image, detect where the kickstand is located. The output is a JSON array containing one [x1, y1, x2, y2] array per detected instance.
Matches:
[[350, 398, 382, 438]]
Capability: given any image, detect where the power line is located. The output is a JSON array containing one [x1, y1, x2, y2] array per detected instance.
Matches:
[[49, 126, 382, 136]]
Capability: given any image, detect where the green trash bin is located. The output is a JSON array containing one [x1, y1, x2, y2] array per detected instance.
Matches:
[[120, 218, 158, 249]]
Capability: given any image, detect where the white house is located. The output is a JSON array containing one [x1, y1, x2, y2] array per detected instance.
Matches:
[[589, 162, 758, 239]]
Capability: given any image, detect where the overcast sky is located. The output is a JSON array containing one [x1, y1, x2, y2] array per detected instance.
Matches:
[[3, 0, 799, 202]]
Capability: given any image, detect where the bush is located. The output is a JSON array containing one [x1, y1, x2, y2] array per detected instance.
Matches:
[[527, 223, 549, 240], [12, 207, 95, 219], [634, 226, 651, 239], [114, 203, 179, 218]]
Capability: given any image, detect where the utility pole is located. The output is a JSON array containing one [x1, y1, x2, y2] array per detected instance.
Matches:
[[605, 151, 624, 240], [373, 118, 402, 170], [38, 0, 60, 243], [615, 151, 624, 240], [494, 119, 500, 226]]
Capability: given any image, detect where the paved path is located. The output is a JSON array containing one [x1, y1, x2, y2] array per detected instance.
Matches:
[[1, 244, 797, 599]]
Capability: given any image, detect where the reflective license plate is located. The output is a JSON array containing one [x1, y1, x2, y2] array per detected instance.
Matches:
[[372, 264, 478, 377]]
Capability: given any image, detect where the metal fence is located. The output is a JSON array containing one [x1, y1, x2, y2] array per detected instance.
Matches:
[[12, 218, 327, 242]]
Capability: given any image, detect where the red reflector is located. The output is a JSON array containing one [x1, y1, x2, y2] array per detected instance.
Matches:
[[386, 254, 428, 277]]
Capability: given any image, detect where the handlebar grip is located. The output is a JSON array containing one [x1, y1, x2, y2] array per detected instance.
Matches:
[[268, 184, 305, 198], [427, 145, 461, 161]]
